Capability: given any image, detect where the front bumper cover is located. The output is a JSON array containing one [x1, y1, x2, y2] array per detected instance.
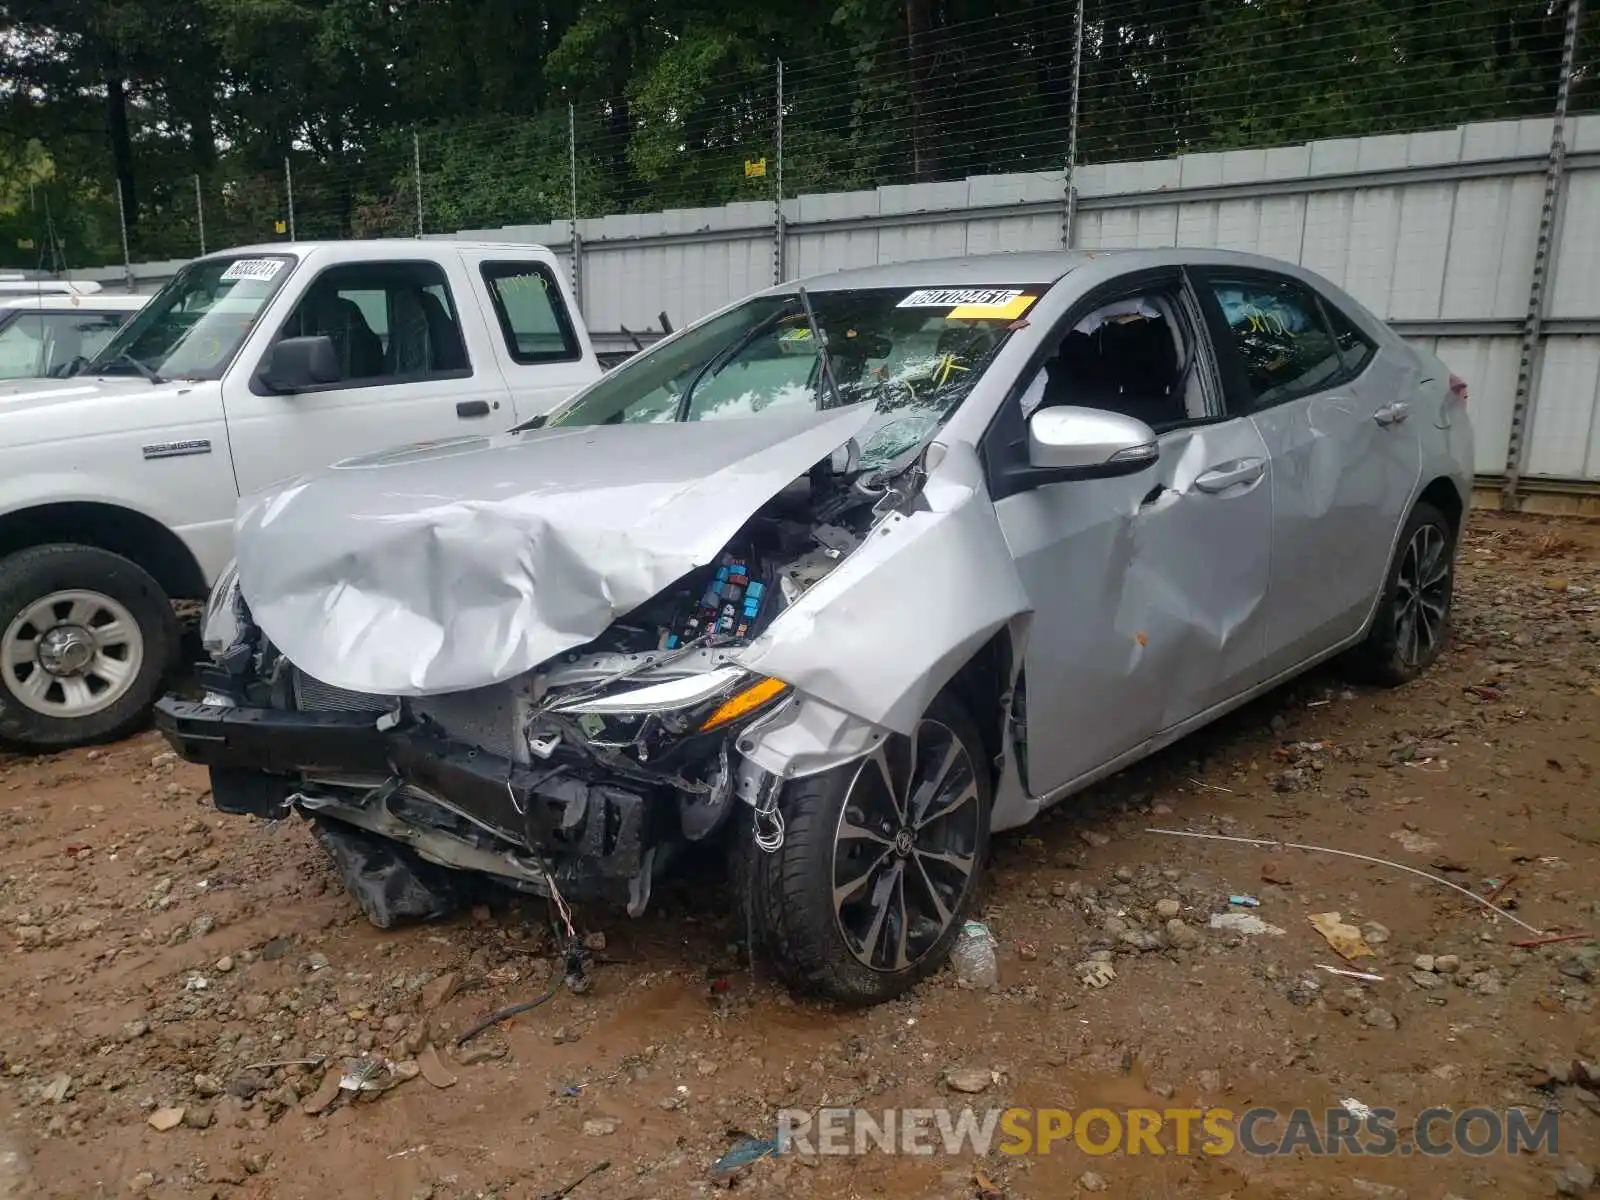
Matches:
[[153, 696, 652, 885]]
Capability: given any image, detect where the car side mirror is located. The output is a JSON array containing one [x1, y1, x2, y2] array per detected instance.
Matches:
[[262, 336, 340, 393], [1027, 405, 1159, 479]]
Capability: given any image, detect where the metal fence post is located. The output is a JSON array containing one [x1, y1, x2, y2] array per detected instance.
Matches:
[[568, 102, 583, 318], [284, 156, 297, 241], [114, 178, 133, 291], [1063, 0, 1085, 249], [413, 130, 424, 238], [194, 174, 206, 255], [774, 60, 786, 285], [1503, 0, 1582, 510]]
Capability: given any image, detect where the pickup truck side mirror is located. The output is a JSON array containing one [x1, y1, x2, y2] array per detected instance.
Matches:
[[262, 336, 340, 393]]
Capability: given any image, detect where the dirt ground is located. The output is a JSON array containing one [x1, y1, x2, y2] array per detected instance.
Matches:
[[2, 510, 1598, 1200]]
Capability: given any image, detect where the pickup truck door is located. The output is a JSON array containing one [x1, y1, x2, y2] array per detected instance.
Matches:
[[452, 249, 602, 424], [222, 253, 516, 497]]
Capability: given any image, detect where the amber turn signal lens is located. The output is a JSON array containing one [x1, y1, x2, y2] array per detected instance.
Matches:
[[698, 676, 789, 732]]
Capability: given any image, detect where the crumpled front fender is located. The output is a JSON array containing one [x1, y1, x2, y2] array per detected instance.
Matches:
[[735, 693, 891, 781], [737, 440, 1032, 755]]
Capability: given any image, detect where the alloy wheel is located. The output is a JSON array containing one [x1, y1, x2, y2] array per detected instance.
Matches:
[[1, 590, 146, 718], [831, 718, 983, 972], [1393, 523, 1451, 669]]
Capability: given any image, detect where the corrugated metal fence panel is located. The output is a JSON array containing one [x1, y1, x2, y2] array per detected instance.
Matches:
[[1549, 170, 1600, 320], [1526, 336, 1600, 477], [582, 234, 770, 333], [1405, 335, 1524, 475], [1440, 177, 1545, 321]]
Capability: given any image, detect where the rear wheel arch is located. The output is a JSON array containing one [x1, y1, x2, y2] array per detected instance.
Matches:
[[1346, 494, 1457, 686], [1416, 475, 1466, 540], [0, 502, 208, 601]]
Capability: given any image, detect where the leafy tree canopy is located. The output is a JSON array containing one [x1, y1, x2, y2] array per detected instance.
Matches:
[[0, 0, 1589, 267]]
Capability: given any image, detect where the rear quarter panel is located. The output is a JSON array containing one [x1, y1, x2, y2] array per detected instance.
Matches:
[[1408, 342, 1476, 519]]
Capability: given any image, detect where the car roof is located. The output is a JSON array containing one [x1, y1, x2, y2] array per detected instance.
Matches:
[[788, 247, 1340, 293], [0, 294, 148, 313], [197, 239, 560, 261], [0, 279, 102, 295]]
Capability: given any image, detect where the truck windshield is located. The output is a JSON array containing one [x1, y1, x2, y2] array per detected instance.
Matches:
[[84, 254, 295, 382], [542, 285, 1040, 470]]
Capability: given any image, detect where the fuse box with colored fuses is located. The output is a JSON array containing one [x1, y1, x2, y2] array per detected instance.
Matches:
[[662, 554, 770, 649]]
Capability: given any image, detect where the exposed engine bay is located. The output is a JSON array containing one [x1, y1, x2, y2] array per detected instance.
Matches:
[[154, 382, 1035, 960], [181, 450, 909, 927]]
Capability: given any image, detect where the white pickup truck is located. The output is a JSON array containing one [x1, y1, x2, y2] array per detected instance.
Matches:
[[0, 238, 602, 750]]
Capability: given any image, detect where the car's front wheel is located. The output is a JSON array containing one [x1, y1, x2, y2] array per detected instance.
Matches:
[[0, 545, 178, 750], [743, 692, 991, 1005], [1346, 499, 1457, 686]]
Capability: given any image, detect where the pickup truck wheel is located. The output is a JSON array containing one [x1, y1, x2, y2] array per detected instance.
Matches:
[[0, 545, 178, 750], [742, 693, 991, 1005]]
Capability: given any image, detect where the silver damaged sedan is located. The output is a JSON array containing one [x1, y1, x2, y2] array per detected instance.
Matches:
[[156, 249, 1474, 1005]]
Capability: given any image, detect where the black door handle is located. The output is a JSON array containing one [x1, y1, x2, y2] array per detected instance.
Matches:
[[456, 400, 491, 418]]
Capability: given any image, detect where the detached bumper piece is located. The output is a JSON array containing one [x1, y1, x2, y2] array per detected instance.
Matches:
[[152, 697, 655, 899], [155, 700, 391, 776], [310, 819, 462, 930]]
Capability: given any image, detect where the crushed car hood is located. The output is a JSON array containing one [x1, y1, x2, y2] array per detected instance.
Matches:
[[234, 403, 877, 695]]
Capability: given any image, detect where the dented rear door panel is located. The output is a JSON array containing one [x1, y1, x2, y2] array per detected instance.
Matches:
[[1190, 266, 1424, 677], [1247, 362, 1422, 675]]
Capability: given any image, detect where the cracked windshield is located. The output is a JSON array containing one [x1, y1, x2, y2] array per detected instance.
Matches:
[[84, 255, 295, 381], [547, 285, 1040, 469]]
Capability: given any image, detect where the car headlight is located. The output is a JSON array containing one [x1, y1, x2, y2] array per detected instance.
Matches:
[[551, 667, 789, 734], [200, 560, 244, 655]]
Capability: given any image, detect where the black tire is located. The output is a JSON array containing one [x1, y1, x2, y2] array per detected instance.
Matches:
[[741, 692, 992, 1005], [0, 544, 178, 750], [1344, 500, 1457, 687]]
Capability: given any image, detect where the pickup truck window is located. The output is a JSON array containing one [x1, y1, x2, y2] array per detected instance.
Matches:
[[85, 254, 294, 382], [0, 310, 127, 379], [480, 262, 581, 364], [273, 260, 470, 383]]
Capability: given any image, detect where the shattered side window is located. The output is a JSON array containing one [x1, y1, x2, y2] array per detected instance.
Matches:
[[1321, 298, 1378, 378], [1206, 276, 1345, 410]]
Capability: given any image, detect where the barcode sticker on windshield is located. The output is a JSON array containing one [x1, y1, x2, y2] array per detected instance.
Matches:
[[898, 288, 1023, 309], [220, 258, 285, 282]]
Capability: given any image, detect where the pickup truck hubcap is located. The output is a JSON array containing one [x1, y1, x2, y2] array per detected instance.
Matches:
[[2, 591, 144, 718], [832, 717, 982, 973]]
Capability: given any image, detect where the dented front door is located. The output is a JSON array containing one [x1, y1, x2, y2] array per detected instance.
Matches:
[[994, 416, 1274, 800]]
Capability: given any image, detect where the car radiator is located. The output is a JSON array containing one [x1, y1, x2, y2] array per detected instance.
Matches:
[[292, 668, 390, 714]]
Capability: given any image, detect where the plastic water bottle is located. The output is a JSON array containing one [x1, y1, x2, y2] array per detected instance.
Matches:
[[951, 920, 998, 990]]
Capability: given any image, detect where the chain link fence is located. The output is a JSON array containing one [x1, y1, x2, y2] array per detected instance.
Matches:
[[11, 0, 1590, 274]]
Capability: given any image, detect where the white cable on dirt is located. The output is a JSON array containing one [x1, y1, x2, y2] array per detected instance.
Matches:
[[1146, 828, 1546, 937]]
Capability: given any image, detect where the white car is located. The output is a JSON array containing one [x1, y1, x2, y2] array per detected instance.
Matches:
[[0, 240, 601, 750], [0, 289, 148, 380]]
